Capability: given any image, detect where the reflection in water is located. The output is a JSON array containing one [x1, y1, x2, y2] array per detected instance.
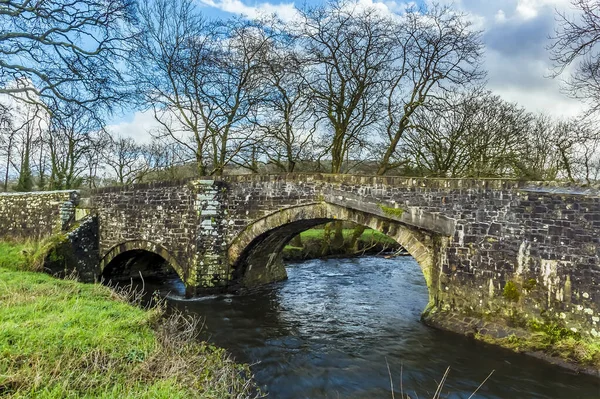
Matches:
[[145, 257, 600, 399]]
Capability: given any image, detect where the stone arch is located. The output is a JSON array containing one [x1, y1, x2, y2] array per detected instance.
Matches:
[[100, 240, 185, 283], [228, 202, 447, 302]]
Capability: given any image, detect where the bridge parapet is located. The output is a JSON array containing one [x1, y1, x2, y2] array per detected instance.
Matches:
[[87, 173, 600, 194], [0, 190, 79, 240]]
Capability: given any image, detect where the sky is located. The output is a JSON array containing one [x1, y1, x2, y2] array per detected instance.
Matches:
[[107, 0, 585, 142]]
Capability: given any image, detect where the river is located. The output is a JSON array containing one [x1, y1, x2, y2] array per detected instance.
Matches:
[[145, 256, 600, 398]]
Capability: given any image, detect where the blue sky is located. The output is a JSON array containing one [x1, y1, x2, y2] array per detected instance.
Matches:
[[108, 0, 585, 141]]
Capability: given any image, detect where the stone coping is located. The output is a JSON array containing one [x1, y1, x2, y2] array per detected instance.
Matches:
[[0, 190, 79, 197], [4, 176, 593, 197], [87, 174, 600, 196]]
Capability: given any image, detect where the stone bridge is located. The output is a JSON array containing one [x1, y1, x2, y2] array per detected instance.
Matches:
[[1, 174, 600, 341]]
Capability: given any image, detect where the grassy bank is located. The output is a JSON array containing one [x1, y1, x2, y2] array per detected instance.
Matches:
[[296, 227, 397, 243], [0, 241, 48, 272], [0, 241, 258, 398], [283, 227, 400, 260]]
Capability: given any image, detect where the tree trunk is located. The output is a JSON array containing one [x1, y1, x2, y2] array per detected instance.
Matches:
[[320, 223, 333, 256], [16, 150, 33, 192], [348, 224, 367, 252], [331, 221, 345, 250], [330, 126, 345, 174], [3, 145, 11, 191], [289, 234, 302, 248]]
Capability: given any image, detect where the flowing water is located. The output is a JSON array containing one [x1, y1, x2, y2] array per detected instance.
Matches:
[[144, 256, 600, 398]]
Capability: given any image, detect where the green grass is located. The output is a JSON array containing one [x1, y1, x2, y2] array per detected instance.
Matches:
[[283, 227, 400, 260], [297, 228, 397, 245], [0, 241, 31, 270], [0, 241, 258, 398], [0, 239, 61, 272]]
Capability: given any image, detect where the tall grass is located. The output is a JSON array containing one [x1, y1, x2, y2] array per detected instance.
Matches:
[[0, 237, 61, 272], [387, 361, 495, 399], [0, 241, 261, 398]]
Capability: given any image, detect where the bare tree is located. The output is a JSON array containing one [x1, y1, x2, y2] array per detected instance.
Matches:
[[579, 136, 600, 183], [403, 91, 534, 178], [130, 0, 211, 175], [0, 102, 14, 191], [141, 136, 194, 181], [256, 30, 316, 172], [376, 4, 484, 175], [45, 106, 102, 189], [403, 91, 476, 177], [298, 0, 396, 173], [12, 102, 45, 191], [104, 136, 149, 185], [0, 0, 135, 112], [82, 130, 110, 189], [203, 18, 273, 175], [550, 0, 600, 114], [461, 95, 531, 178], [131, 0, 272, 176], [515, 114, 563, 180], [549, 119, 600, 183]]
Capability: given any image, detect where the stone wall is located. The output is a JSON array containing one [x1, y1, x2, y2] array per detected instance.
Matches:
[[44, 216, 99, 283], [0, 190, 79, 240]]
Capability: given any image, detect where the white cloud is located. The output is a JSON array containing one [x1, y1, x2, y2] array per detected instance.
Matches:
[[106, 110, 159, 144], [346, 0, 395, 15], [198, 0, 408, 22], [495, 9, 507, 23], [487, 57, 584, 118], [496, 86, 582, 118], [198, 0, 299, 22], [484, 3, 585, 118], [513, 0, 572, 21], [516, 0, 540, 19]]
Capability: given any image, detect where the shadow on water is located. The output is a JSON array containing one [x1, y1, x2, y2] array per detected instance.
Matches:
[[138, 256, 599, 399]]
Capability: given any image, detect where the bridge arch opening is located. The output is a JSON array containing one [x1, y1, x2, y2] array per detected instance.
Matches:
[[100, 240, 186, 296], [228, 203, 444, 306]]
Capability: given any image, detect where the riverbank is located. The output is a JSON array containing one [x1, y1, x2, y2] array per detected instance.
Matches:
[[476, 323, 600, 377], [0, 241, 259, 398], [423, 306, 600, 378], [282, 227, 401, 260]]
